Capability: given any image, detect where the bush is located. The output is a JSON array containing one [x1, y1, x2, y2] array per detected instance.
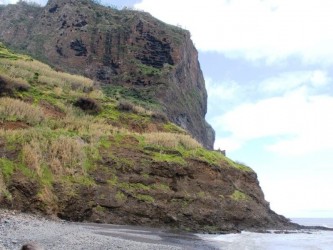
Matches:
[[117, 99, 135, 112], [0, 74, 30, 96], [0, 97, 44, 125], [74, 97, 101, 114], [143, 132, 202, 149], [151, 110, 168, 122], [21, 136, 86, 177]]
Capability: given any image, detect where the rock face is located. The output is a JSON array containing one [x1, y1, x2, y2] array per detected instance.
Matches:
[[0, 0, 215, 149], [0, 42, 297, 233], [1, 136, 294, 233]]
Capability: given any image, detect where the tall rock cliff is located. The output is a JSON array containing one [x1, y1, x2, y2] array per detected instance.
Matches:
[[0, 0, 215, 149], [0, 7, 298, 232]]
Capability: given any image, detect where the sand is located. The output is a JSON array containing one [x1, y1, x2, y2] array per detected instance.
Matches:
[[0, 209, 219, 250]]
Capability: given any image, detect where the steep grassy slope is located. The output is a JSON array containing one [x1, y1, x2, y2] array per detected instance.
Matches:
[[0, 44, 293, 232]]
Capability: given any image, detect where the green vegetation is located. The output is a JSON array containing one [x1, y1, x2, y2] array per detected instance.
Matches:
[[0, 43, 255, 220], [0, 158, 15, 181], [0, 98, 44, 125], [0, 43, 27, 60], [138, 63, 162, 77], [163, 122, 186, 134], [118, 182, 150, 192], [143, 132, 201, 149], [134, 194, 154, 203], [115, 191, 127, 202], [152, 183, 170, 192], [152, 152, 186, 165], [102, 85, 160, 109], [230, 190, 248, 201]]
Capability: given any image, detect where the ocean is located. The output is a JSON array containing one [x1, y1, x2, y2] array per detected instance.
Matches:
[[199, 218, 333, 250]]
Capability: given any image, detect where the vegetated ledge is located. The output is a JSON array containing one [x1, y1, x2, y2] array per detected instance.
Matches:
[[0, 42, 299, 234]]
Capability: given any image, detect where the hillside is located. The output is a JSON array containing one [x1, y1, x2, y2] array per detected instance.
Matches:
[[0, 0, 215, 149], [0, 42, 296, 233]]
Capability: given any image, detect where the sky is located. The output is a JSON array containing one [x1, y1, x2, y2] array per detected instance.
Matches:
[[1, 0, 333, 218]]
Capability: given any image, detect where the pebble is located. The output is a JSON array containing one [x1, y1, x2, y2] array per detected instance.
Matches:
[[0, 209, 185, 250]]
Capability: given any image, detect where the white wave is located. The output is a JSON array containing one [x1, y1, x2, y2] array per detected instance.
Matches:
[[199, 230, 333, 250]]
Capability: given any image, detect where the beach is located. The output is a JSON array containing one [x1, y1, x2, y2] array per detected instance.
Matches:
[[1, 209, 332, 250], [0, 210, 218, 250]]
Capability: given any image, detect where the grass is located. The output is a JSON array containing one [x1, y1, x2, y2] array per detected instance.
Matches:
[[230, 190, 248, 201], [0, 98, 44, 125], [0, 74, 30, 94], [225, 158, 253, 172], [0, 42, 257, 218], [152, 152, 186, 165], [163, 122, 186, 133], [18, 134, 88, 177], [138, 63, 162, 77], [0, 43, 28, 60], [118, 182, 151, 192], [134, 194, 154, 203], [143, 132, 202, 149], [102, 85, 160, 110], [185, 148, 224, 166], [2, 59, 93, 91], [152, 183, 170, 192], [0, 158, 15, 181], [115, 191, 127, 202]]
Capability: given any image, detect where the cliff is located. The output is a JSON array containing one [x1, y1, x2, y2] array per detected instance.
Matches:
[[0, 0, 215, 149], [0, 1, 297, 233]]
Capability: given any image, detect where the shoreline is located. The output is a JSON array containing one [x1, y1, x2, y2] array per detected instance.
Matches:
[[1, 209, 332, 250], [0, 209, 219, 250]]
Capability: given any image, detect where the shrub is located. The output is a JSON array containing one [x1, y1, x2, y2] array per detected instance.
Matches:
[[0, 97, 44, 125], [230, 190, 248, 201], [20, 134, 87, 177], [1, 58, 93, 91], [74, 97, 101, 114], [117, 99, 158, 116], [151, 110, 168, 122], [143, 132, 202, 149], [22, 140, 43, 176], [0, 158, 15, 181], [49, 136, 86, 175], [0, 74, 30, 96], [117, 99, 135, 112]]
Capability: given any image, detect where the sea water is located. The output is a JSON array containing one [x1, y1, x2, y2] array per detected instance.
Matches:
[[199, 218, 333, 250]]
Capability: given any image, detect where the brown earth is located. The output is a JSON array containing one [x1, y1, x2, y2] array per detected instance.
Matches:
[[0, 121, 30, 130], [0, 134, 297, 233], [39, 100, 65, 119]]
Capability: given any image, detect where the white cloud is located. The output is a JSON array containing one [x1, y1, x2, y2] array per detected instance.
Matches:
[[0, 0, 46, 5], [215, 137, 242, 152], [261, 174, 333, 217], [213, 90, 333, 155], [135, 0, 333, 64], [206, 77, 241, 101], [260, 70, 330, 93], [0, 0, 14, 4]]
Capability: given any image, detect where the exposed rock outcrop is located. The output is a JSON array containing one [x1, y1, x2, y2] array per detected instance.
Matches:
[[0, 133, 295, 233], [0, 0, 215, 149], [0, 41, 298, 233]]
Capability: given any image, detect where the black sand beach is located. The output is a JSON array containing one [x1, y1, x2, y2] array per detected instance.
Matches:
[[0, 210, 219, 249]]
